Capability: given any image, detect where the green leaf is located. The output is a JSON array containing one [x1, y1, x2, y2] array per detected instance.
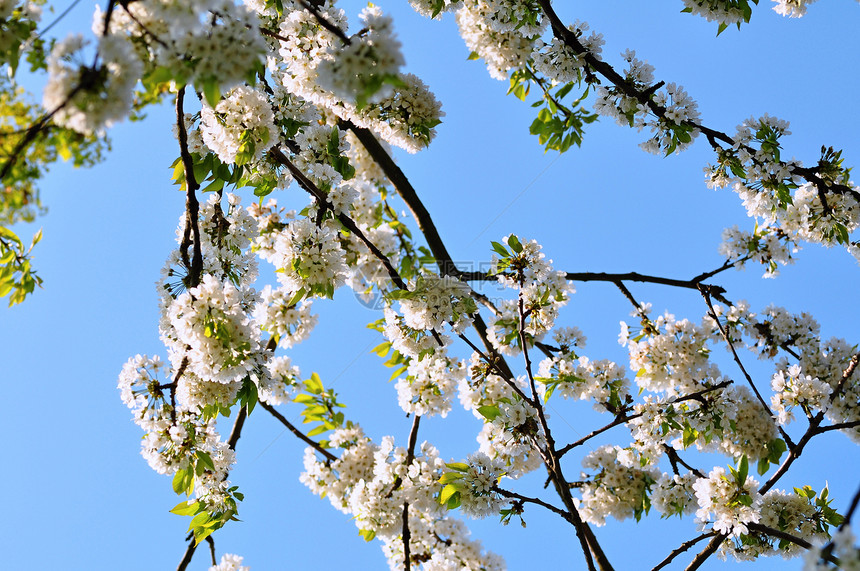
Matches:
[[307, 425, 329, 437], [170, 500, 201, 516], [477, 405, 501, 421], [371, 342, 391, 357], [196, 450, 215, 472], [506, 234, 523, 253], [439, 483, 462, 506], [490, 241, 509, 258], [172, 468, 194, 496], [737, 455, 749, 484], [358, 529, 376, 542], [445, 462, 469, 472], [305, 372, 324, 394], [438, 472, 464, 484], [202, 80, 221, 108]]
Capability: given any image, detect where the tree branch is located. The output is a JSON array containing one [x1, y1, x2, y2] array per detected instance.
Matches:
[[227, 406, 247, 451], [259, 401, 337, 462], [684, 534, 725, 571], [651, 532, 715, 571], [268, 146, 407, 291], [494, 486, 570, 522], [700, 286, 794, 448], [175, 87, 203, 289], [206, 536, 217, 566]]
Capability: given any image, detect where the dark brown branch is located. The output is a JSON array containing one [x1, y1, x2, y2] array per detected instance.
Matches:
[[518, 291, 541, 409], [0, 82, 86, 183], [760, 420, 819, 495], [227, 406, 247, 451], [557, 414, 631, 457], [651, 532, 715, 571], [830, 352, 859, 404], [343, 122, 518, 385], [700, 287, 794, 448], [494, 486, 570, 521], [176, 88, 203, 288], [405, 414, 421, 466], [514, 285, 612, 571], [747, 523, 814, 550], [268, 147, 408, 291], [818, 419, 860, 433], [614, 280, 645, 315], [296, 0, 351, 44], [460, 254, 745, 296], [344, 121, 459, 277], [558, 380, 731, 457], [572, 270, 728, 302], [401, 414, 421, 571], [259, 401, 337, 462], [175, 538, 197, 571], [842, 482, 860, 529], [684, 534, 725, 571], [456, 332, 532, 404], [402, 501, 411, 571], [348, 102, 618, 570], [537, 0, 860, 206], [206, 536, 217, 566], [663, 446, 705, 478]]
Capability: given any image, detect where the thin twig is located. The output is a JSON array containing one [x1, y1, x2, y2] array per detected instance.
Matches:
[[494, 486, 570, 521], [268, 147, 407, 291], [206, 536, 217, 566], [259, 401, 337, 462], [227, 406, 247, 451], [651, 532, 715, 571], [684, 534, 725, 571], [700, 286, 794, 448], [841, 482, 860, 529]]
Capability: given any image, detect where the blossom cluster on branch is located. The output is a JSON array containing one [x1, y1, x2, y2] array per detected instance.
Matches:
[[1, 0, 859, 569]]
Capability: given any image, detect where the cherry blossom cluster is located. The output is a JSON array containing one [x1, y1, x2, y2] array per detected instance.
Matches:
[[255, 215, 349, 297], [458, 355, 544, 478], [531, 21, 603, 84], [301, 426, 504, 569], [724, 488, 832, 560], [578, 445, 659, 526], [692, 465, 761, 537], [719, 223, 798, 278], [200, 85, 278, 165], [593, 51, 700, 155], [117, 354, 237, 511], [395, 273, 475, 333], [89, 0, 860, 567], [209, 553, 250, 571], [96, 0, 266, 97], [708, 303, 859, 441], [315, 6, 404, 104], [395, 353, 467, 417], [489, 235, 573, 354], [537, 327, 631, 413], [707, 116, 860, 262], [680, 0, 751, 26], [43, 33, 142, 135], [804, 526, 860, 570], [273, 3, 443, 153]]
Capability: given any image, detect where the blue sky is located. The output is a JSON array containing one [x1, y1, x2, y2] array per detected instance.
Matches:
[[2, 1, 859, 570]]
